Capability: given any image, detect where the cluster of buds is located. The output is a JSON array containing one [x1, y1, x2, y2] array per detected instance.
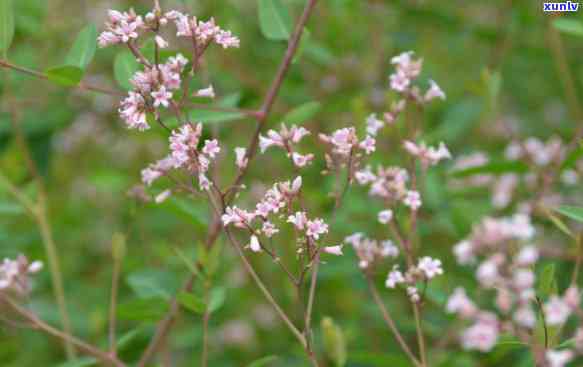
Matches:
[[365, 100, 406, 136], [384, 257, 443, 303], [259, 124, 313, 168], [98, 7, 239, 131], [0, 255, 43, 297], [119, 55, 188, 130], [403, 140, 451, 168], [354, 165, 422, 210], [344, 233, 399, 269], [389, 51, 445, 104], [141, 122, 221, 194], [222, 177, 334, 255], [446, 214, 547, 353]]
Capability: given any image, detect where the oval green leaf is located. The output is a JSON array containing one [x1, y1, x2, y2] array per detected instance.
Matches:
[[258, 0, 292, 41], [114, 50, 140, 90], [45, 65, 83, 87], [0, 0, 14, 52], [283, 101, 321, 124], [65, 24, 97, 69], [554, 205, 583, 223], [553, 18, 583, 37]]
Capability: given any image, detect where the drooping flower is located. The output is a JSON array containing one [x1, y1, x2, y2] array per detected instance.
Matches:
[[417, 257, 443, 279]]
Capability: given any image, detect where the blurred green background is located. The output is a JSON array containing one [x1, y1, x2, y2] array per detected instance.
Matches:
[[1, 0, 582, 366]]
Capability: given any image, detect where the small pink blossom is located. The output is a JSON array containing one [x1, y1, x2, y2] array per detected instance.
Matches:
[[155, 35, 168, 48], [366, 114, 384, 136], [202, 139, 221, 159], [544, 296, 571, 325], [377, 210, 393, 224], [323, 245, 343, 256], [287, 212, 308, 230], [195, 85, 215, 98], [306, 218, 329, 240], [386, 267, 405, 288], [155, 189, 172, 203], [403, 190, 422, 210], [417, 257, 443, 279], [461, 316, 499, 352], [359, 136, 376, 154], [152, 86, 173, 108], [292, 152, 314, 168], [249, 235, 261, 252], [424, 79, 446, 102], [546, 349, 574, 367], [235, 147, 248, 169], [446, 288, 477, 318]]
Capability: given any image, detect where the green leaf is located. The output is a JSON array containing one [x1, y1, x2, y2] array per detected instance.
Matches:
[[126, 270, 174, 300], [428, 99, 482, 143], [55, 357, 97, 367], [553, 18, 583, 37], [114, 50, 140, 90], [208, 287, 226, 314], [554, 205, 583, 223], [258, 0, 292, 41], [292, 28, 311, 64], [0, 202, 24, 215], [177, 291, 206, 314], [560, 141, 583, 171], [45, 65, 83, 87], [0, 0, 14, 52], [450, 160, 528, 178], [537, 264, 557, 298], [321, 317, 347, 367], [65, 24, 97, 69], [247, 356, 279, 367], [117, 297, 169, 322], [283, 101, 321, 124], [173, 246, 201, 278], [547, 211, 574, 238]]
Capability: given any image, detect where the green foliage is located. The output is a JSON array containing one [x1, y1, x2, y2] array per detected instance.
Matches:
[[64, 24, 97, 69], [283, 101, 321, 124], [554, 205, 583, 223], [45, 65, 83, 86], [114, 50, 140, 90], [321, 317, 347, 367], [258, 0, 292, 41], [0, 0, 14, 52], [553, 18, 583, 37], [247, 355, 279, 367]]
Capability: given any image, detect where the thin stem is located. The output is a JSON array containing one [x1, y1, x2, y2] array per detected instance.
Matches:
[[224, 228, 306, 347], [412, 303, 427, 367], [36, 210, 76, 360], [572, 233, 582, 285], [0, 59, 123, 96], [201, 309, 210, 367], [535, 296, 549, 349], [3, 297, 125, 367], [366, 274, 422, 367], [109, 257, 121, 356]]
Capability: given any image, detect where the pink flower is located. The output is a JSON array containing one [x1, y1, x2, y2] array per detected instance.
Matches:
[[403, 190, 422, 210], [155, 35, 168, 48], [564, 286, 580, 310], [202, 139, 221, 159], [306, 218, 329, 240], [359, 136, 376, 154], [377, 209, 393, 224], [512, 269, 535, 290], [366, 114, 384, 136], [446, 288, 477, 318], [424, 79, 446, 102], [234, 147, 248, 169], [155, 189, 172, 203], [152, 86, 173, 108], [249, 235, 261, 252], [323, 245, 343, 256], [262, 222, 279, 238], [513, 306, 536, 329], [544, 296, 571, 325], [292, 152, 314, 168], [195, 85, 215, 98], [385, 267, 405, 288], [417, 257, 443, 279], [287, 212, 308, 230], [379, 240, 399, 258], [198, 173, 211, 191], [215, 30, 240, 48], [546, 350, 574, 367], [119, 92, 148, 130], [461, 317, 499, 352], [453, 240, 475, 265]]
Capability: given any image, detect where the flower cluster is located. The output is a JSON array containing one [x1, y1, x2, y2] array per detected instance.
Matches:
[[354, 165, 423, 210], [119, 54, 188, 130], [165, 11, 240, 49], [403, 140, 451, 168], [389, 51, 445, 104], [446, 214, 552, 353], [222, 177, 333, 254], [259, 124, 313, 168], [141, 123, 221, 193], [99, 7, 239, 131], [0, 255, 43, 297], [384, 256, 443, 302], [319, 127, 376, 159], [98, 9, 146, 47], [344, 233, 399, 269]]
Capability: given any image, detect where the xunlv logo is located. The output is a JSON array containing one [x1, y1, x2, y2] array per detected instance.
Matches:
[[544, 1, 580, 11]]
